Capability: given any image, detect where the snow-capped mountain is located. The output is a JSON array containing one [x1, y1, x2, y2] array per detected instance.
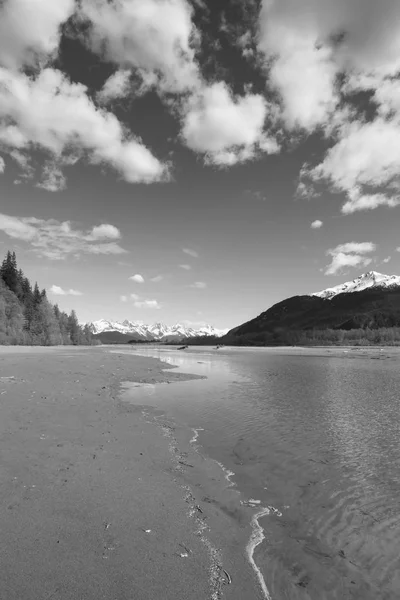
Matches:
[[311, 271, 400, 300], [88, 319, 228, 340]]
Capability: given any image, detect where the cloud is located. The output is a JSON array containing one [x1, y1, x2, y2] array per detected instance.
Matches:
[[382, 256, 391, 264], [309, 118, 400, 213], [150, 275, 163, 282], [129, 274, 145, 283], [324, 242, 376, 275], [311, 220, 323, 229], [133, 299, 161, 309], [90, 224, 121, 240], [179, 264, 192, 270], [0, 212, 127, 260], [0, 157, 4, 174], [0, 67, 168, 186], [257, 1, 400, 211], [78, 0, 200, 94], [97, 70, 132, 104], [122, 292, 161, 308], [181, 81, 279, 165], [258, 4, 338, 131], [190, 281, 207, 289], [36, 162, 67, 192], [50, 285, 83, 296], [0, 0, 76, 70], [182, 248, 198, 258]]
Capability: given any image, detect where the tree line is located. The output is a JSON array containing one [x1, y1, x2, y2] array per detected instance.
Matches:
[[221, 327, 400, 347], [0, 251, 96, 346]]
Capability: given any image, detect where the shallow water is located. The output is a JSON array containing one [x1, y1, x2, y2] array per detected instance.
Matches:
[[116, 345, 400, 599]]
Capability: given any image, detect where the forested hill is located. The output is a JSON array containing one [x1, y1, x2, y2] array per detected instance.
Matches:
[[0, 251, 95, 346]]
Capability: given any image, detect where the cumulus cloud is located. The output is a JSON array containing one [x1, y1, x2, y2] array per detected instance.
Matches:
[[258, 5, 338, 131], [123, 292, 161, 308], [258, 0, 400, 212], [0, 0, 76, 70], [181, 81, 279, 165], [182, 248, 198, 258], [324, 241, 376, 275], [190, 281, 207, 289], [129, 274, 145, 283], [382, 256, 391, 264], [0, 213, 127, 260], [133, 299, 161, 309], [78, 0, 200, 94], [97, 70, 132, 103], [37, 162, 67, 192], [311, 220, 323, 229], [50, 285, 83, 296], [0, 67, 167, 186], [179, 264, 192, 270]]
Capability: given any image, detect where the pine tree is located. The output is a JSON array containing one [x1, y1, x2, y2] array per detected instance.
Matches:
[[67, 310, 80, 345], [1, 251, 19, 295]]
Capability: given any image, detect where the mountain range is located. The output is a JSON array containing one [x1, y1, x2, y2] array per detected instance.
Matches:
[[88, 319, 228, 343], [221, 271, 400, 346]]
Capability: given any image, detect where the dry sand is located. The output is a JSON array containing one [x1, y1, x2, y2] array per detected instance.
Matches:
[[0, 346, 260, 600]]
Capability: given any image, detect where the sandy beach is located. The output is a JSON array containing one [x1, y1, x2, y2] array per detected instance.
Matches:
[[0, 346, 260, 600]]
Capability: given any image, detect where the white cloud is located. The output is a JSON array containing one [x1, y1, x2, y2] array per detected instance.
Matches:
[[182, 248, 198, 258], [90, 224, 121, 240], [181, 81, 278, 165], [308, 117, 400, 213], [37, 162, 66, 192], [0, 0, 76, 70], [133, 299, 161, 309], [258, 0, 400, 131], [79, 0, 200, 94], [97, 70, 132, 104], [0, 157, 4, 174], [0, 212, 127, 260], [324, 241, 376, 275], [123, 292, 161, 308], [190, 281, 207, 289], [341, 190, 400, 215], [258, 1, 400, 211], [129, 274, 145, 283], [50, 285, 83, 296], [382, 256, 391, 264], [311, 220, 323, 229], [258, 8, 338, 131], [150, 275, 163, 282], [0, 67, 168, 186], [179, 264, 192, 270]]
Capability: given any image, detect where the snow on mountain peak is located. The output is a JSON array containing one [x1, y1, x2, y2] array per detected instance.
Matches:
[[88, 320, 229, 340], [311, 271, 400, 300]]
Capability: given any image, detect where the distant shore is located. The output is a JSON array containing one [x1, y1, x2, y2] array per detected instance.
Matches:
[[0, 345, 260, 600]]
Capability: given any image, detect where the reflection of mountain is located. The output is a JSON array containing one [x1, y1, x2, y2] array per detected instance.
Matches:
[[222, 271, 400, 346], [88, 319, 228, 343]]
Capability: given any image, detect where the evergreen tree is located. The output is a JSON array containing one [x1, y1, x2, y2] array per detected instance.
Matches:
[[1, 251, 19, 295], [0, 250, 94, 347], [67, 310, 80, 345]]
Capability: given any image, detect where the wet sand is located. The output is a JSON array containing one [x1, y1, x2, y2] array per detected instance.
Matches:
[[0, 346, 260, 600]]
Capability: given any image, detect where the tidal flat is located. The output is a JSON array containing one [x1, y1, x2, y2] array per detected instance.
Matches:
[[0, 346, 260, 600]]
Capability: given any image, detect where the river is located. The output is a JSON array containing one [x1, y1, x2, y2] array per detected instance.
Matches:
[[117, 345, 400, 600]]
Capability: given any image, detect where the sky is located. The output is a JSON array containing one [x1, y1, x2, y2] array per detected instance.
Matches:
[[0, 0, 399, 328]]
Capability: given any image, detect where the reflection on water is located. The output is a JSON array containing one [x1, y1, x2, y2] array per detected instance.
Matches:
[[117, 346, 400, 599]]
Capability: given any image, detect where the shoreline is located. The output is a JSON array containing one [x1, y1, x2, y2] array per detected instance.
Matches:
[[0, 345, 263, 599]]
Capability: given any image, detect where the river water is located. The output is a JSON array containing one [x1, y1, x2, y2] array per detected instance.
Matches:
[[117, 345, 400, 600]]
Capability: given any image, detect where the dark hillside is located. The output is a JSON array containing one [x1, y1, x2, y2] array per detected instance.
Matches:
[[222, 287, 400, 346]]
